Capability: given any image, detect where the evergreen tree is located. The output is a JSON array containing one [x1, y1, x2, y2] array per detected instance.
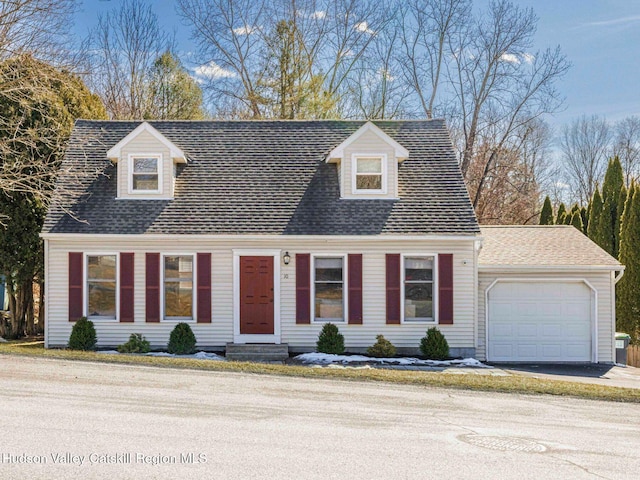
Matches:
[[564, 213, 572, 225], [556, 203, 567, 225], [570, 210, 584, 232], [539, 196, 554, 225], [595, 157, 624, 257], [587, 187, 603, 241], [616, 183, 628, 256], [617, 182, 639, 341], [580, 206, 588, 234]]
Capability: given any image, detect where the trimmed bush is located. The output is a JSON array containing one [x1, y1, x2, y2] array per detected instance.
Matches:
[[117, 333, 151, 354], [167, 322, 197, 354], [419, 327, 450, 360], [316, 323, 345, 354], [367, 335, 397, 358], [68, 317, 97, 351]]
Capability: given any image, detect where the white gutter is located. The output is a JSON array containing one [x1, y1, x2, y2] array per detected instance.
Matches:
[[614, 269, 625, 284]]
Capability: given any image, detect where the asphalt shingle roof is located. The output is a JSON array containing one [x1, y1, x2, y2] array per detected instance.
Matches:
[[43, 120, 480, 236], [479, 225, 621, 268]]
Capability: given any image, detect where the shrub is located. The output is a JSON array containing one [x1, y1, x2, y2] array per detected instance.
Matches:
[[117, 333, 151, 354], [167, 322, 197, 354], [367, 335, 397, 358], [419, 327, 450, 360], [316, 323, 345, 354], [68, 317, 97, 351]]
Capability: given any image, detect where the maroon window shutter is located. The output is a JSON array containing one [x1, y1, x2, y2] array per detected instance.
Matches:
[[438, 254, 454, 324], [386, 254, 401, 324], [68, 252, 83, 322], [120, 253, 135, 323], [348, 254, 363, 324], [296, 254, 311, 324], [197, 253, 212, 323], [145, 253, 160, 322]]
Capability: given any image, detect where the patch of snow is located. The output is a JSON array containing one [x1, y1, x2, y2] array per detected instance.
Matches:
[[96, 350, 225, 361], [0, 337, 7, 343], [96, 350, 120, 354], [294, 353, 491, 368]]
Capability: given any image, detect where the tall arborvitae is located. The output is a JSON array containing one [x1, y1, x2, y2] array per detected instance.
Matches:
[[539, 196, 554, 225], [616, 183, 628, 256], [564, 213, 572, 225], [580, 206, 588, 234], [617, 182, 639, 341], [596, 157, 624, 257], [587, 187, 603, 241], [556, 203, 567, 225], [570, 210, 584, 232]]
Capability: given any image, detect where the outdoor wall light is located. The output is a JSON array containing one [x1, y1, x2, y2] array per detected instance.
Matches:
[[283, 251, 291, 265]]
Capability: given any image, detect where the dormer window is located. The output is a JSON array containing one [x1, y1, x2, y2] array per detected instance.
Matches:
[[353, 154, 387, 194], [129, 154, 162, 194]]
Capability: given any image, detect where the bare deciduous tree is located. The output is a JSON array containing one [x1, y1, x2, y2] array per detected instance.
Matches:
[[613, 115, 640, 187], [87, 0, 174, 119], [560, 114, 612, 205]]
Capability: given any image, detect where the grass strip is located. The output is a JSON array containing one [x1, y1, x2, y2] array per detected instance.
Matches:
[[1, 342, 638, 403]]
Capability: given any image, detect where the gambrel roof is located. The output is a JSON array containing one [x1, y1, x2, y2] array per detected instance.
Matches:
[[43, 120, 479, 236]]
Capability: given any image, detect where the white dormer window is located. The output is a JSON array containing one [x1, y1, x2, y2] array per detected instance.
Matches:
[[353, 154, 387, 194], [129, 154, 162, 194]]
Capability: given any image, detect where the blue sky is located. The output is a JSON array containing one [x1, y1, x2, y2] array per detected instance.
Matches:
[[74, 0, 640, 128]]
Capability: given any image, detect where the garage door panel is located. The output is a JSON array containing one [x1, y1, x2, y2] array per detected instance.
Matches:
[[488, 282, 592, 362]]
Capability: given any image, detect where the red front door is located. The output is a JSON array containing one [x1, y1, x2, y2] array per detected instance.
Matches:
[[240, 256, 274, 334]]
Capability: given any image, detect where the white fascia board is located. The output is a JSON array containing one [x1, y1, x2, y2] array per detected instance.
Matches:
[[478, 264, 624, 273], [106, 121, 186, 163], [326, 121, 409, 163], [41, 232, 481, 243]]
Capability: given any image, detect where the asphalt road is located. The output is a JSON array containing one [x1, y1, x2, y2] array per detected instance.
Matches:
[[0, 356, 638, 480]]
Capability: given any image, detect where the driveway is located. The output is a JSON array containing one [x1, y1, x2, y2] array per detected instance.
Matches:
[[492, 363, 640, 389], [0, 356, 638, 480]]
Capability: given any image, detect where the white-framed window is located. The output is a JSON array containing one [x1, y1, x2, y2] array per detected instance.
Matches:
[[129, 154, 162, 193], [163, 255, 194, 320], [403, 255, 436, 322], [352, 154, 387, 194], [313, 256, 346, 322], [86, 254, 118, 320]]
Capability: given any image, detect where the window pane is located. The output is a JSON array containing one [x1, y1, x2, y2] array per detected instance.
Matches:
[[356, 158, 382, 173], [88, 255, 116, 280], [133, 174, 158, 191], [165, 281, 193, 317], [405, 257, 434, 281], [164, 256, 193, 280], [133, 158, 158, 173], [315, 258, 343, 281], [405, 284, 433, 320], [356, 175, 382, 190], [315, 283, 343, 319], [88, 281, 116, 317]]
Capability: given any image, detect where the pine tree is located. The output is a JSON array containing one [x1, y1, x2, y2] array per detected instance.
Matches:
[[539, 196, 554, 225], [587, 187, 603, 241], [595, 157, 624, 257], [556, 203, 567, 225], [617, 182, 639, 341], [616, 183, 628, 257], [580, 206, 588, 234], [570, 210, 584, 232]]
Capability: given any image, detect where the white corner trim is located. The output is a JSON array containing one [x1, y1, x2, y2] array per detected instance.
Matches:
[[106, 122, 186, 162], [484, 278, 598, 363], [326, 121, 409, 162]]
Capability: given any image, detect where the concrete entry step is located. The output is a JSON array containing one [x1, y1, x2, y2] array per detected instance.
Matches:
[[225, 343, 289, 362]]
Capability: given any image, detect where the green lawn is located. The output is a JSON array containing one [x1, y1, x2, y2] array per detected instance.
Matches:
[[1, 341, 638, 403]]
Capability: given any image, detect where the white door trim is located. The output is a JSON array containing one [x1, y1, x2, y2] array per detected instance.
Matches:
[[485, 278, 598, 363], [233, 249, 281, 344]]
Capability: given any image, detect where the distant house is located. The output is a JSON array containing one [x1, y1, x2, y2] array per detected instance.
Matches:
[[41, 120, 623, 363]]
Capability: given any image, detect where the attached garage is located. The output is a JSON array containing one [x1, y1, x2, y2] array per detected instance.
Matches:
[[478, 226, 624, 364]]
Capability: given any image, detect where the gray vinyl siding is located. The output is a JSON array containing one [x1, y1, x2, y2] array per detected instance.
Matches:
[[477, 270, 615, 363], [45, 236, 477, 352]]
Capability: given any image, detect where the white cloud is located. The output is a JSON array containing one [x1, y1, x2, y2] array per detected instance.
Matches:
[[233, 25, 258, 35], [522, 53, 535, 64], [581, 15, 640, 28], [555, 181, 569, 190], [193, 62, 236, 82], [379, 68, 395, 82], [500, 53, 520, 64], [354, 21, 375, 35], [310, 10, 326, 20]]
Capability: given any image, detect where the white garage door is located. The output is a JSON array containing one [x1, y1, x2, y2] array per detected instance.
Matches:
[[488, 281, 592, 362]]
